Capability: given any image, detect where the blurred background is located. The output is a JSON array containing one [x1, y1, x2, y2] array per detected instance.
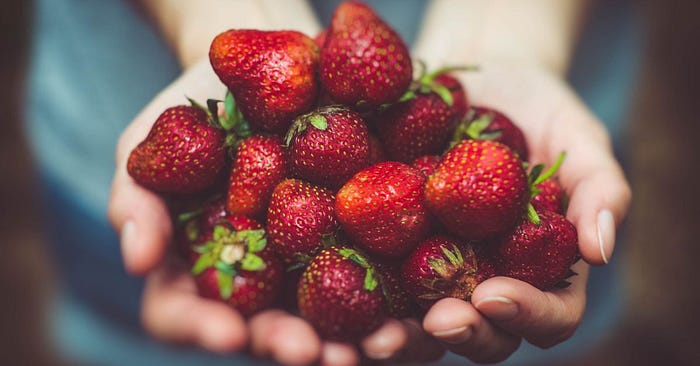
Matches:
[[1, 0, 699, 365]]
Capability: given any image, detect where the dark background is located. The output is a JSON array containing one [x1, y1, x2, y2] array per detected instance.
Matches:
[[1, 1, 699, 365]]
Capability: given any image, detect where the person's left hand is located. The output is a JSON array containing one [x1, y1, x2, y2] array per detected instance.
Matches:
[[420, 63, 630, 363]]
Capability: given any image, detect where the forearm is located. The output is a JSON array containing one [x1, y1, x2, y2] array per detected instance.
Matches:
[[138, 0, 322, 68], [413, 0, 589, 75]]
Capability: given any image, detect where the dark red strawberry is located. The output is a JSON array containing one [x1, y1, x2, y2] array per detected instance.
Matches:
[[367, 133, 388, 165], [210, 30, 319, 133], [227, 135, 287, 219], [127, 105, 226, 194], [401, 236, 495, 308], [411, 155, 441, 177], [336, 162, 429, 258], [532, 178, 565, 214], [267, 179, 339, 263], [285, 105, 370, 189], [298, 247, 387, 341], [489, 210, 579, 290], [191, 220, 282, 317], [375, 262, 413, 318], [452, 106, 529, 161], [425, 140, 529, 241], [377, 73, 468, 163], [319, 1, 412, 109]]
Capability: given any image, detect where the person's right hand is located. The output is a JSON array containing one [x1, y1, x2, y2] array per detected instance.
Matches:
[[108, 59, 445, 366]]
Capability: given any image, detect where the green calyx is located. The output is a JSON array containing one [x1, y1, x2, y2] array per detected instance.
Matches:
[[191, 223, 268, 300], [188, 91, 252, 152], [526, 152, 567, 225], [420, 243, 479, 301], [284, 105, 347, 146], [450, 109, 503, 149], [395, 61, 479, 107], [336, 247, 379, 292]]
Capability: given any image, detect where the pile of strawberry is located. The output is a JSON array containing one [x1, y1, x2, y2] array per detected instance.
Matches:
[[128, 1, 580, 342]]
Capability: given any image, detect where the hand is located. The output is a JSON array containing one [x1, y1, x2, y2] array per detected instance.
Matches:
[[107, 59, 444, 365], [421, 64, 631, 363]]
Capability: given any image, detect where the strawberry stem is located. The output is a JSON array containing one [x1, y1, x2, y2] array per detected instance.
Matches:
[[533, 152, 566, 186], [526, 203, 541, 225]]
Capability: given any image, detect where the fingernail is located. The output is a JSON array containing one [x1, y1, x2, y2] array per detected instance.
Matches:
[[121, 221, 136, 265], [475, 296, 518, 321], [432, 326, 472, 344], [365, 350, 394, 360], [597, 210, 615, 264]]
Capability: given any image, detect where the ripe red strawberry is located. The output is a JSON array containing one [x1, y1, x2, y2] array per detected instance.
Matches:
[[532, 178, 565, 214], [336, 162, 429, 258], [377, 73, 468, 163], [127, 105, 226, 194], [320, 1, 412, 109], [452, 106, 529, 161], [489, 210, 579, 290], [298, 247, 387, 341], [425, 140, 529, 241], [401, 236, 495, 308], [267, 179, 339, 263], [227, 135, 287, 219], [368, 133, 388, 165], [411, 155, 441, 177], [210, 30, 319, 133], [285, 105, 370, 189], [191, 220, 282, 317]]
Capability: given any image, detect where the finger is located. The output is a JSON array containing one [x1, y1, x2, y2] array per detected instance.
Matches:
[[249, 311, 321, 366], [472, 261, 589, 349], [359, 319, 408, 361], [541, 93, 632, 265], [141, 258, 248, 353], [108, 169, 172, 275], [562, 149, 631, 265], [391, 319, 446, 363], [423, 298, 521, 364], [320, 342, 360, 366]]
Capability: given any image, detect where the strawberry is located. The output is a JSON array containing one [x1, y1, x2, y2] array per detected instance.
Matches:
[[401, 236, 495, 308], [226, 135, 288, 219], [319, 1, 412, 109], [266, 179, 339, 263], [452, 106, 529, 161], [298, 247, 387, 341], [127, 105, 226, 194], [209, 30, 319, 134], [176, 198, 229, 263], [191, 219, 282, 317], [375, 262, 413, 318], [425, 140, 529, 241], [367, 133, 388, 165], [377, 72, 468, 163], [532, 178, 565, 214], [285, 105, 370, 189], [336, 162, 430, 258], [411, 155, 441, 177], [489, 210, 579, 290]]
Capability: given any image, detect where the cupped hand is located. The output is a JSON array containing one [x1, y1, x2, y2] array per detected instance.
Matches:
[[422, 64, 631, 363], [107, 59, 444, 365]]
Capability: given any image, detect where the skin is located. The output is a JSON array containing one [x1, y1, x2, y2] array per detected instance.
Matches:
[[109, 0, 631, 364]]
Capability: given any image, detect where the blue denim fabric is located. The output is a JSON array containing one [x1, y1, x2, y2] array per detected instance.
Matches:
[[26, 0, 639, 365]]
